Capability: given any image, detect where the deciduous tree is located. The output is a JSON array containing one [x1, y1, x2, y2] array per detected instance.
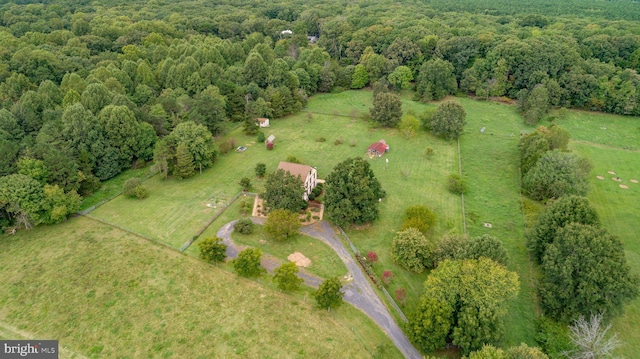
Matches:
[[431, 101, 467, 139], [263, 169, 306, 212], [233, 248, 263, 277], [522, 150, 591, 201], [314, 277, 343, 310], [527, 195, 600, 264], [273, 262, 303, 291], [409, 258, 519, 354], [392, 228, 433, 273], [370, 91, 402, 127], [264, 209, 300, 242], [324, 157, 385, 227], [539, 223, 638, 322], [198, 237, 227, 264]]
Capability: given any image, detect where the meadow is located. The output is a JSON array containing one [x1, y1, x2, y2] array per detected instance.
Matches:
[[4, 90, 639, 357], [0, 217, 402, 358], [92, 90, 463, 314]]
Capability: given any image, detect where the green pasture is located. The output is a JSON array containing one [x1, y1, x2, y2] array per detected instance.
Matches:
[[455, 98, 538, 347], [551, 109, 640, 150], [0, 217, 402, 358], [90, 90, 462, 313], [80, 166, 152, 211], [570, 142, 640, 358]]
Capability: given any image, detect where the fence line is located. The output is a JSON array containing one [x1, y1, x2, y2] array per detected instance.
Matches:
[[179, 191, 257, 252], [82, 214, 177, 252], [78, 171, 159, 215], [458, 138, 467, 234], [338, 227, 408, 323]]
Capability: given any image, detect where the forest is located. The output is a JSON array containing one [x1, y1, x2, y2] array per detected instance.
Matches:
[[1, 0, 640, 231]]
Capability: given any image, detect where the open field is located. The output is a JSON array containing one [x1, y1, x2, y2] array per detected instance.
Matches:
[[91, 90, 462, 314], [569, 142, 640, 358], [455, 98, 538, 347], [0, 217, 402, 358]]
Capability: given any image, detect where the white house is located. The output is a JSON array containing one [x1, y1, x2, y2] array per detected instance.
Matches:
[[256, 118, 270, 127], [277, 161, 318, 201]]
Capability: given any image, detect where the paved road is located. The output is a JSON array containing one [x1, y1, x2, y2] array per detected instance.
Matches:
[[217, 219, 421, 359], [216, 219, 321, 287]]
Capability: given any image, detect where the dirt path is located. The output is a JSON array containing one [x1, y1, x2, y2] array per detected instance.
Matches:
[[217, 219, 422, 359]]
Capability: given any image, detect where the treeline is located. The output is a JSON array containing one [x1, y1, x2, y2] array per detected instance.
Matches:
[[2, 0, 640, 230], [518, 126, 638, 356]]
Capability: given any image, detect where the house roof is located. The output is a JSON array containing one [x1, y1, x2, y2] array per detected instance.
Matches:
[[277, 161, 313, 180], [256, 118, 269, 123], [367, 141, 388, 154]]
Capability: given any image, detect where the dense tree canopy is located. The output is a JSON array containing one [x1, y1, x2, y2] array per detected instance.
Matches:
[[522, 150, 591, 201], [409, 258, 520, 354], [539, 223, 639, 323], [431, 101, 467, 140], [263, 169, 306, 213], [324, 157, 385, 227]]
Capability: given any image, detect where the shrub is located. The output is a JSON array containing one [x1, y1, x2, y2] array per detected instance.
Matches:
[[447, 173, 468, 195], [349, 139, 357, 147], [286, 155, 302, 164], [367, 251, 379, 264], [395, 288, 407, 306], [264, 209, 301, 241], [198, 237, 227, 263], [123, 178, 143, 197], [534, 317, 572, 357], [256, 131, 265, 143], [234, 218, 254, 235], [233, 248, 263, 277], [424, 147, 434, 159], [134, 185, 148, 199], [266, 142, 274, 150], [255, 163, 266, 177], [315, 137, 326, 142], [391, 228, 433, 273], [382, 270, 395, 286], [334, 137, 344, 145], [239, 198, 253, 215], [401, 205, 436, 234], [239, 177, 251, 191], [356, 254, 383, 288], [219, 138, 237, 154]]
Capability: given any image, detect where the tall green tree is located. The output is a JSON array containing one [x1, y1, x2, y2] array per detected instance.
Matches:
[[370, 91, 402, 127], [273, 262, 303, 291], [233, 248, 263, 277], [539, 223, 638, 322], [174, 143, 195, 179], [198, 237, 227, 264], [409, 258, 519, 354], [522, 150, 591, 201], [263, 209, 301, 242], [415, 58, 457, 102], [527, 195, 600, 264], [391, 228, 434, 273], [324, 157, 385, 227], [314, 277, 343, 310], [431, 100, 467, 139], [263, 169, 306, 212]]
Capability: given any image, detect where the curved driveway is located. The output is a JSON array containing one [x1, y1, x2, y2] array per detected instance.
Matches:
[[217, 219, 421, 359]]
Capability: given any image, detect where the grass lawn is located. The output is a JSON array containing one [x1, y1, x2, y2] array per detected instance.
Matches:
[[456, 98, 538, 347], [228, 226, 349, 279], [569, 142, 640, 358], [551, 108, 640, 150], [79, 166, 153, 211], [0, 217, 402, 358], [89, 90, 462, 315]]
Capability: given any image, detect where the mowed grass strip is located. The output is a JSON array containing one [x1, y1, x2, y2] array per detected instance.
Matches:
[[457, 98, 537, 346], [0, 217, 402, 358], [570, 141, 640, 358]]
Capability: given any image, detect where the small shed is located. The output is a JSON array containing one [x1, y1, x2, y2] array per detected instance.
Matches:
[[367, 139, 389, 157], [256, 118, 270, 128], [266, 134, 275, 150]]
